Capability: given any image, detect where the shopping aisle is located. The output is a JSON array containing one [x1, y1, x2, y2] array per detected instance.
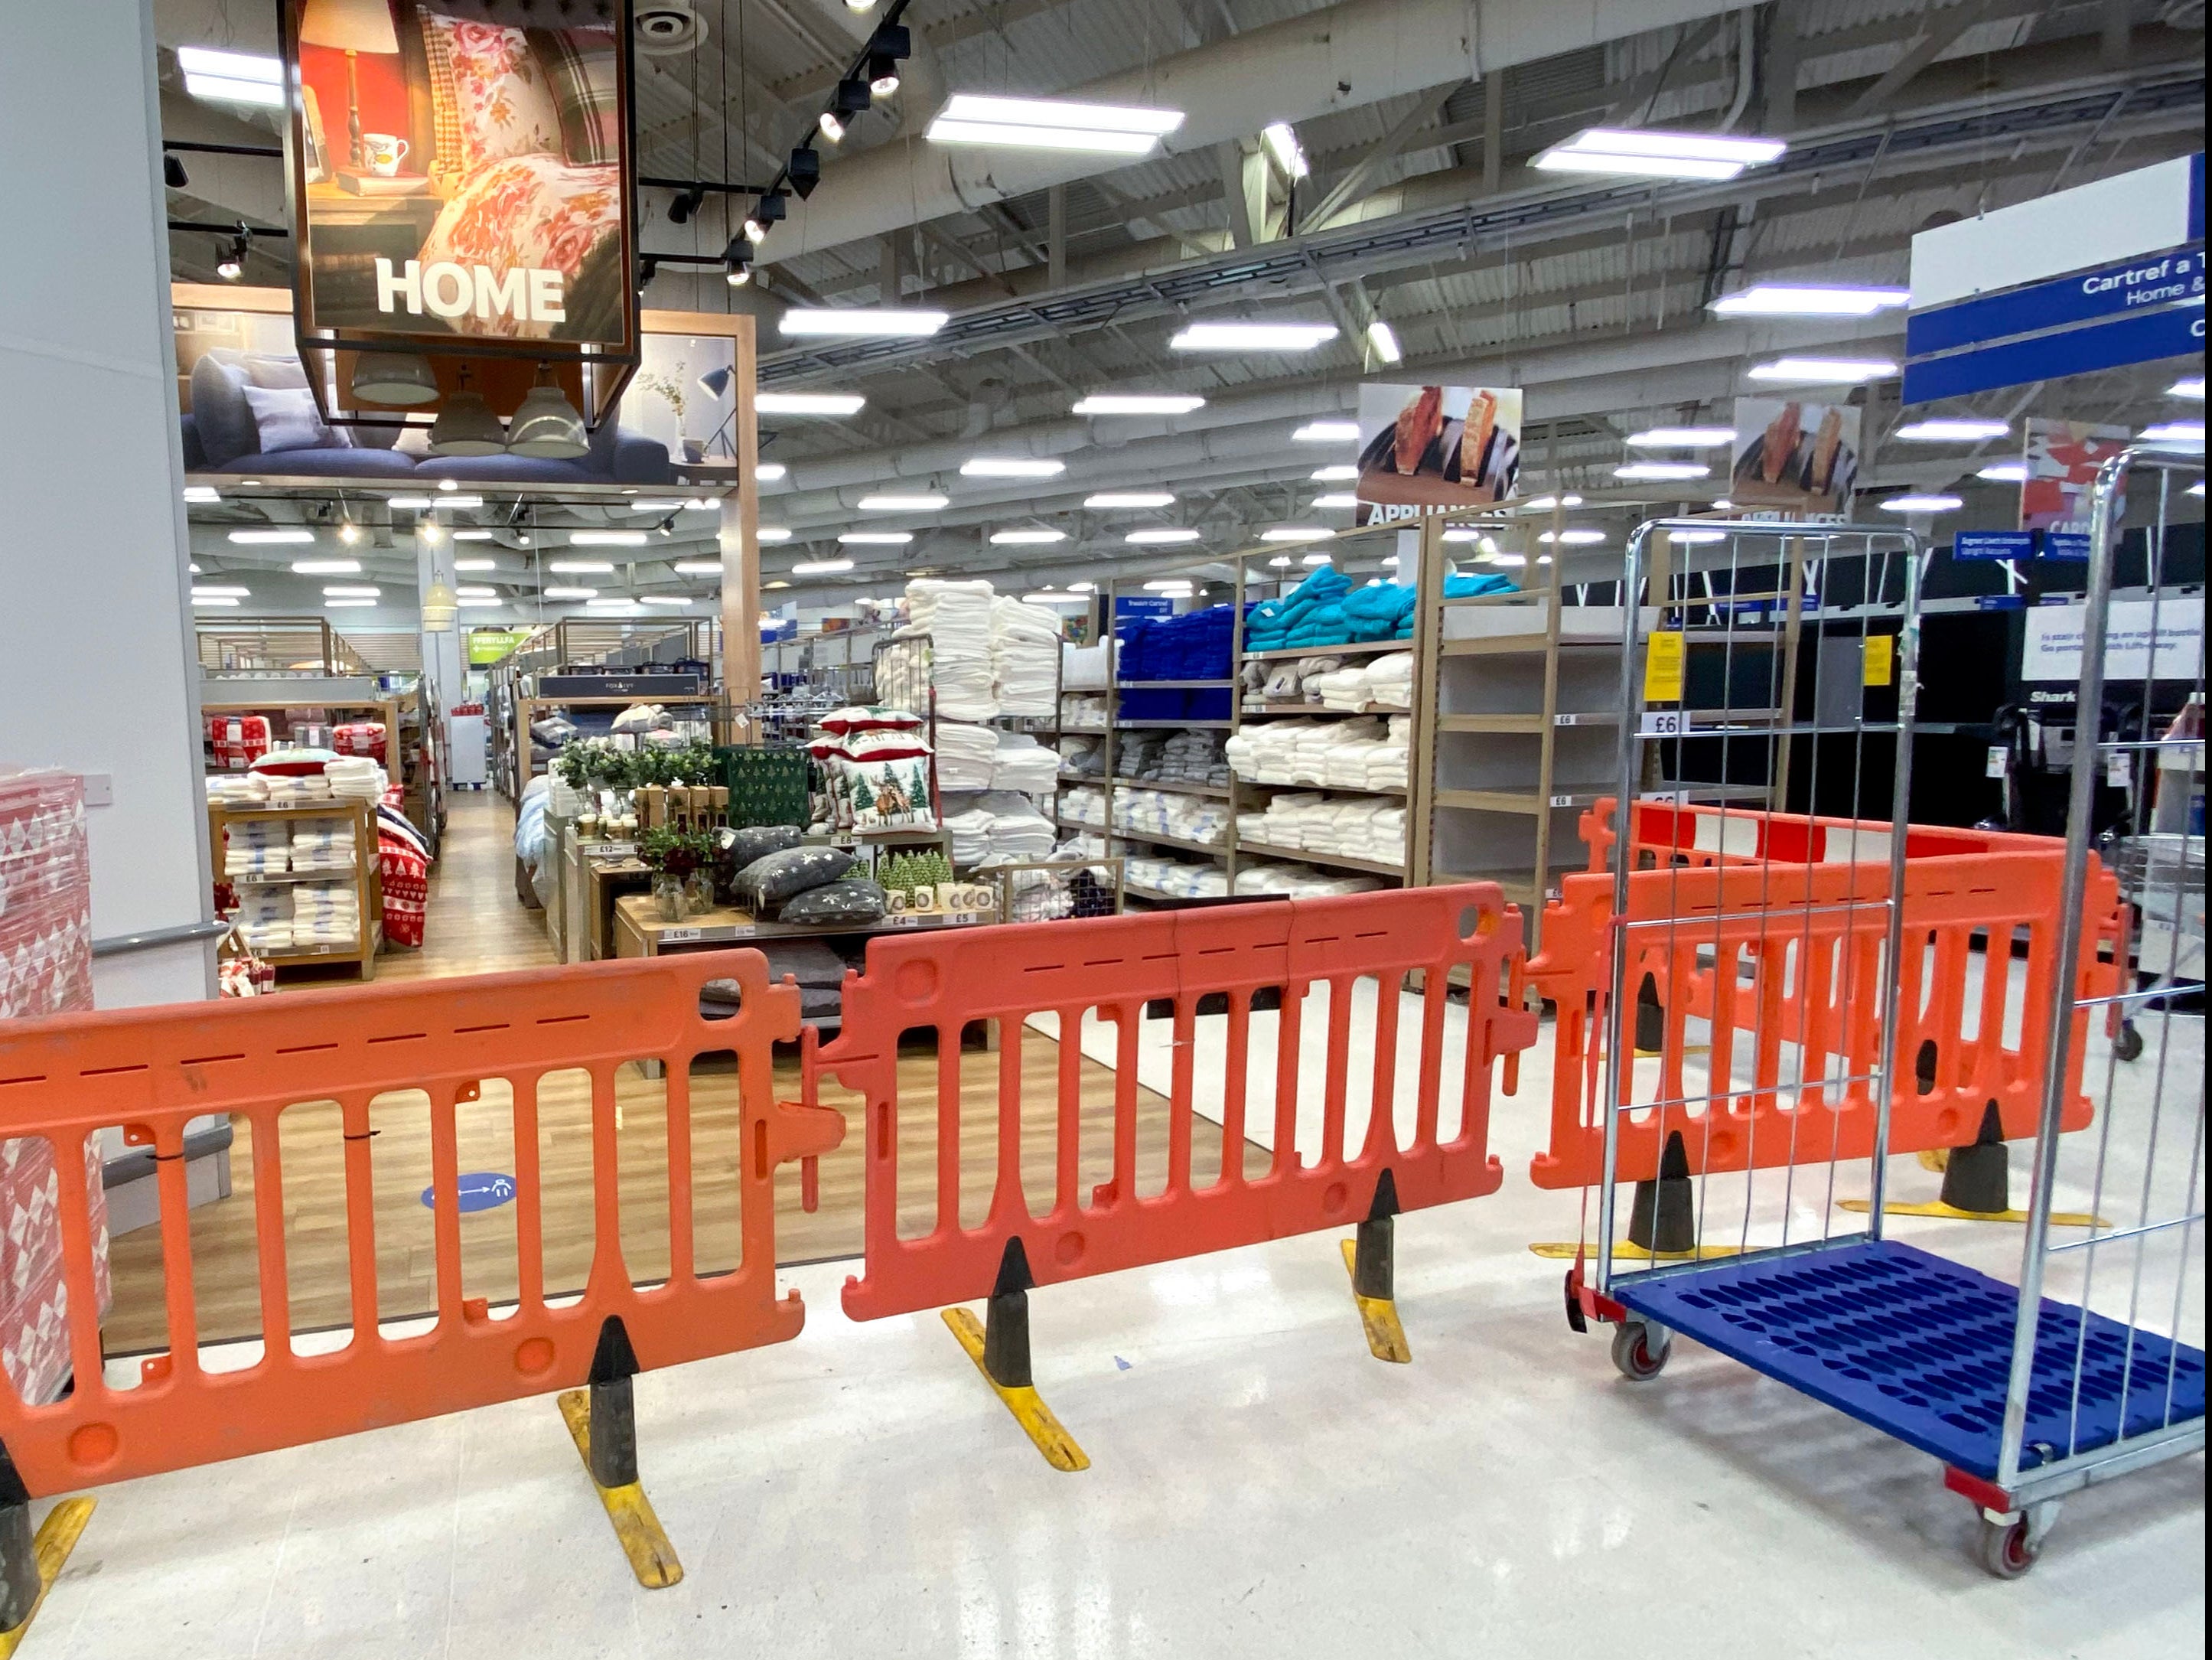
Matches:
[[379, 791, 555, 982]]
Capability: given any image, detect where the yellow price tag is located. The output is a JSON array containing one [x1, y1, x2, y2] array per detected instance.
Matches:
[[1863, 634, 1894, 687], [1643, 629, 1685, 703]]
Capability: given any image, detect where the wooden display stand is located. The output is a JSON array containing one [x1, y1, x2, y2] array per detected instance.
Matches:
[[210, 797, 383, 980]]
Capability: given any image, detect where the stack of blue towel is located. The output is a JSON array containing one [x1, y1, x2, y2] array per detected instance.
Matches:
[[1118, 603, 1243, 720], [1244, 569, 1517, 651]]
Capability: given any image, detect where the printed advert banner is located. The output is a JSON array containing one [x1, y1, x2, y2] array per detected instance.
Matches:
[[1355, 385, 1523, 521], [285, 0, 635, 351], [2022, 597, 2204, 685], [2021, 419, 2129, 536], [1729, 398, 1862, 512]]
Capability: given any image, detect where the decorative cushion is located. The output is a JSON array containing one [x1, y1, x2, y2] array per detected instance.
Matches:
[[417, 13, 467, 194], [533, 28, 620, 167], [422, 15, 563, 173], [242, 384, 345, 455], [415, 153, 622, 341], [187, 353, 259, 469]]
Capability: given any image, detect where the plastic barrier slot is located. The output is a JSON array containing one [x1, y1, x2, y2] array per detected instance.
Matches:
[[0, 951, 843, 1499], [816, 886, 1539, 1322], [1528, 801, 2119, 1190]]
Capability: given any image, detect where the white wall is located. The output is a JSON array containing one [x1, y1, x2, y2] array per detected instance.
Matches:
[[0, 0, 214, 1007]]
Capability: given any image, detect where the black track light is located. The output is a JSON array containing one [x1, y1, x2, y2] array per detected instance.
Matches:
[[868, 24, 910, 96], [667, 185, 705, 225], [788, 147, 822, 199], [164, 152, 188, 189], [722, 236, 754, 288], [636, 254, 659, 294], [215, 223, 250, 281], [743, 188, 787, 244], [834, 75, 872, 117]]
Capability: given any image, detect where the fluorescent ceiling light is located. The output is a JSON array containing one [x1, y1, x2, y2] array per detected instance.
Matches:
[[178, 47, 283, 108], [324, 598, 375, 609], [756, 462, 789, 481], [858, 492, 948, 511], [1894, 418, 2011, 442], [1267, 556, 1293, 568], [1533, 127, 1786, 181], [1170, 321, 1338, 352], [1748, 357, 1898, 384], [1441, 528, 1487, 543], [182, 484, 220, 504], [191, 595, 239, 607], [1669, 530, 1728, 545], [454, 586, 497, 600], [1626, 426, 1734, 448], [1365, 320, 1402, 364], [2169, 377, 2206, 400], [625, 499, 685, 513], [451, 530, 494, 542], [1878, 494, 1963, 513], [549, 559, 615, 572], [1311, 493, 1359, 509], [1710, 284, 1908, 317], [755, 392, 866, 416], [839, 531, 913, 545], [291, 559, 360, 574], [454, 558, 499, 572], [1976, 462, 2030, 483], [455, 598, 505, 609], [192, 585, 251, 598], [780, 308, 949, 338], [1126, 528, 1201, 544], [585, 599, 642, 611], [1069, 582, 1095, 593], [1613, 461, 1711, 481], [1260, 121, 1309, 181], [569, 530, 647, 546], [1539, 529, 1608, 545], [544, 586, 598, 600], [926, 93, 1184, 157], [757, 527, 794, 543], [1086, 491, 1175, 508], [1142, 579, 1194, 592], [1072, 393, 1206, 416], [386, 494, 483, 510], [961, 457, 1065, 478], [1311, 465, 1359, 481], [1300, 553, 1333, 566], [991, 528, 1068, 545], [229, 528, 313, 544], [793, 559, 856, 575], [638, 595, 692, 607], [321, 585, 380, 598], [1292, 420, 1360, 442], [1523, 494, 1583, 511], [672, 560, 723, 576], [2189, 481, 2207, 497], [2140, 421, 2205, 448], [1262, 527, 1333, 543]]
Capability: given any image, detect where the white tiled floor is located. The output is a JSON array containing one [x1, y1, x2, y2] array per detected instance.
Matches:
[[29, 1001, 2206, 1658]]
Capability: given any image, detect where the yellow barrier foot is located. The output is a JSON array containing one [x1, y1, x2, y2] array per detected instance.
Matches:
[[1339, 1239, 1412, 1363], [943, 1306, 1090, 1472], [555, 1317, 681, 1590], [1528, 1240, 1749, 1261], [1837, 1199, 2108, 1229], [558, 1391, 683, 1588], [0, 1496, 95, 1658]]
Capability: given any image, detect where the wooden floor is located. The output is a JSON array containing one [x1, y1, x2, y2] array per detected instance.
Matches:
[[105, 792, 1256, 1352]]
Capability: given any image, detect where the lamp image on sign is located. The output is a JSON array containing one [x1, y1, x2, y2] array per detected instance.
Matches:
[[1354, 385, 1523, 522], [284, 0, 636, 351]]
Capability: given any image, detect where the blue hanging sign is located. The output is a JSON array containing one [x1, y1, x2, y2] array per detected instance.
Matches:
[[1953, 530, 2037, 562], [422, 1172, 519, 1212]]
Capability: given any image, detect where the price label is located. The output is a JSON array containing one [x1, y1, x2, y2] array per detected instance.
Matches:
[[2106, 752, 2131, 788], [1639, 711, 1683, 738], [1986, 746, 2008, 779], [1643, 630, 1686, 703], [1862, 634, 1894, 688], [1549, 793, 1578, 808], [660, 928, 702, 944]]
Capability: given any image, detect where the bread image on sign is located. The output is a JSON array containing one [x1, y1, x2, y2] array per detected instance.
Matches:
[[1729, 398, 1861, 510], [1355, 384, 1523, 512]]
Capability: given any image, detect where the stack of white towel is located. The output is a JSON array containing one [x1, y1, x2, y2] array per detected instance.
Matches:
[[1125, 856, 1230, 898], [1227, 716, 1409, 792], [223, 817, 289, 878], [1060, 694, 1109, 731], [1057, 735, 1106, 778], [1363, 653, 1415, 710], [991, 595, 1061, 717], [991, 730, 1062, 794], [1059, 785, 1106, 829], [1118, 729, 1227, 788], [232, 887, 293, 952], [901, 579, 1000, 720], [1233, 862, 1387, 898], [1290, 718, 1386, 784], [206, 772, 270, 807], [262, 771, 334, 805], [324, 757, 386, 802], [935, 722, 999, 792], [287, 815, 357, 874], [290, 879, 360, 947], [943, 791, 1057, 866], [1114, 788, 1231, 847]]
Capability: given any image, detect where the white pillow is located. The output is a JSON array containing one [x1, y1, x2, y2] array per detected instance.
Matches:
[[241, 383, 344, 454]]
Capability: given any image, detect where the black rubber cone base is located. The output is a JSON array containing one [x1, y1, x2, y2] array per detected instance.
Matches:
[[1939, 1101, 2012, 1216], [1627, 1131, 1696, 1254], [1634, 973, 1666, 1053]]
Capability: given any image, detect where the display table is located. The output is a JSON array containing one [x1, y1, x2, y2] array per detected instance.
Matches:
[[611, 892, 990, 957]]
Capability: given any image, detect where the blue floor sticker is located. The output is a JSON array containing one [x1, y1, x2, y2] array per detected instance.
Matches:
[[422, 1172, 519, 1212]]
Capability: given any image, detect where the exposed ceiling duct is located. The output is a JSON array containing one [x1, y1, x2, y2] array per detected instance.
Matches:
[[771, 0, 1758, 263]]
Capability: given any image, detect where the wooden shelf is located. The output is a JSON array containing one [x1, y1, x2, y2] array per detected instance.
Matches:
[[1109, 777, 1233, 797], [1435, 788, 1603, 815], [1233, 779, 1406, 798], [1236, 841, 1406, 879], [1110, 828, 1229, 859], [1240, 641, 1411, 661], [1440, 635, 1621, 657], [1437, 711, 1621, 734]]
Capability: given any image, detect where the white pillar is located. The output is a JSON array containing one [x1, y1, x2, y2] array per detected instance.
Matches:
[[0, 0, 213, 1008]]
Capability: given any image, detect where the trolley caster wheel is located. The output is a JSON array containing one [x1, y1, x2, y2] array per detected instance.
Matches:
[[2113, 1019, 2144, 1063], [1611, 1322, 1670, 1382], [1976, 1515, 2040, 1579]]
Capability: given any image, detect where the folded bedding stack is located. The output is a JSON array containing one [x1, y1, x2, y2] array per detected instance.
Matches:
[[1060, 640, 1112, 690], [1291, 717, 1385, 784], [290, 879, 361, 947], [1340, 580, 1419, 642], [1057, 735, 1106, 778], [901, 579, 999, 720], [1125, 856, 1230, 899], [1117, 604, 1242, 720], [941, 804, 995, 865], [231, 887, 293, 952], [1309, 666, 1373, 711], [942, 791, 1057, 865], [324, 757, 386, 803], [1242, 566, 1350, 652], [1298, 798, 1406, 866], [991, 595, 1061, 716], [1059, 785, 1106, 829], [206, 771, 270, 807], [1147, 729, 1228, 787], [1113, 787, 1230, 847], [991, 730, 1062, 794], [1253, 655, 1342, 709], [1233, 861, 1387, 898], [261, 771, 334, 805], [934, 721, 998, 792], [1227, 716, 1408, 792], [223, 816, 289, 878], [286, 814, 358, 874], [1060, 694, 1109, 731], [1363, 653, 1415, 710]]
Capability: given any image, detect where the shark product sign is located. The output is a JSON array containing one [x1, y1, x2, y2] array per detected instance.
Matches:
[[283, 0, 638, 386]]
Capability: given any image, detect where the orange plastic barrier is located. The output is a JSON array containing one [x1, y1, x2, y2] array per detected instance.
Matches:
[[1526, 804, 2119, 1189], [0, 951, 842, 1497], [816, 885, 1538, 1321], [1585, 797, 2068, 875]]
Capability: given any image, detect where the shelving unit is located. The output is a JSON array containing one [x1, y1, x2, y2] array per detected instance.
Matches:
[[210, 797, 382, 980], [201, 673, 444, 853]]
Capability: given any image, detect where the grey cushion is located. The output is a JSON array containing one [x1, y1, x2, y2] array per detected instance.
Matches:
[[188, 353, 259, 468], [243, 383, 341, 454]]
